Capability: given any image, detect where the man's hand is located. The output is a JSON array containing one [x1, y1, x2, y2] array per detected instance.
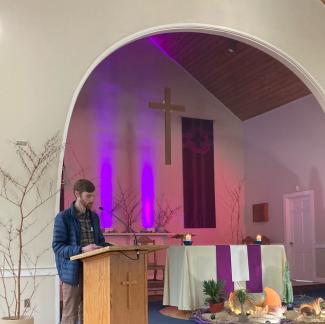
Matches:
[[81, 244, 101, 253]]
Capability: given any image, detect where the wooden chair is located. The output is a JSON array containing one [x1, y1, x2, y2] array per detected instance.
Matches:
[[260, 235, 271, 245], [138, 236, 165, 295], [241, 236, 255, 244]]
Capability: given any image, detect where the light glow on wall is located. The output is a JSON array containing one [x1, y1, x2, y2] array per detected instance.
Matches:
[[141, 163, 155, 228], [99, 160, 113, 228], [148, 35, 177, 62]]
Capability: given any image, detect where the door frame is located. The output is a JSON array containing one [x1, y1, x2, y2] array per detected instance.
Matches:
[[283, 190, 316, 282]]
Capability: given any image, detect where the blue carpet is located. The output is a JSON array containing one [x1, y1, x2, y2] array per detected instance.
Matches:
[[149, 301, 195, 323], [293, 289, 325, 307]]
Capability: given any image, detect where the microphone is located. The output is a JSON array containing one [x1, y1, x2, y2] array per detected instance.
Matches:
[[99, 206, 139, 247]]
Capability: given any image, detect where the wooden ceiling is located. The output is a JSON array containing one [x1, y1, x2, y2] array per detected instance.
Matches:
[[150, 33, 310, 120]]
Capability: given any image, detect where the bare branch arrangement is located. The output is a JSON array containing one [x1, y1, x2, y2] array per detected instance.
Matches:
[[154, 196, 180, 232], [225, 182, 244, 244], [0, 134, 62, 320], [109, 187, 180, 233], [62, 143, 87, 188], [111, 183, 141, 232]]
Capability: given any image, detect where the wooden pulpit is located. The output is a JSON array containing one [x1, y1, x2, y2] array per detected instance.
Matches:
[[71, 245, 167, 324]]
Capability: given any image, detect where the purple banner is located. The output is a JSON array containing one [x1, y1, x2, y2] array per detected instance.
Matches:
[[216, 245, 234, 295], [182, 118, 216, 228], [246, 245, 263, 293]]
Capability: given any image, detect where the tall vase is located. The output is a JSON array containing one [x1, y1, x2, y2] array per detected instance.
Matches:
[[238, 304, 248, 322]]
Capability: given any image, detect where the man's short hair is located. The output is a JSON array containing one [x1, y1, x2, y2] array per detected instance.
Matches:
[[73, 179, 95, 194]]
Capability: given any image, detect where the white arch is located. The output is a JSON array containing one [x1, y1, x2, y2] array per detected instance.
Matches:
[[54, 22, 325, 321], [54, 23, 325, 322], [57, 23, 325, 204]]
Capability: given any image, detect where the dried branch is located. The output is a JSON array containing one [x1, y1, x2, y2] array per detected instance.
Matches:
[[111, 183, 141, 231], [24, 190, 59, 219], [224, 181, 244, 244], [0, 168, 24, 191], [154, 196, 180, 231], [0, 257, 11, 318], [0, 133, 62, 319], [23, 219, 54, 247], [21, 248, 48, 317], [17, 149, 33, 175]]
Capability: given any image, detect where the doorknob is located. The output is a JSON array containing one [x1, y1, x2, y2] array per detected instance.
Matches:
[[289, 242, 294, 246]]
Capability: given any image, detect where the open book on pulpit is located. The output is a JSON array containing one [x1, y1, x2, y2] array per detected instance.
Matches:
[[71, 245, 168, 324]]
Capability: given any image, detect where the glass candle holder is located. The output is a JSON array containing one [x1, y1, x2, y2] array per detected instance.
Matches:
[[255, 234, 262, 244], [183, 233, 192, 245]]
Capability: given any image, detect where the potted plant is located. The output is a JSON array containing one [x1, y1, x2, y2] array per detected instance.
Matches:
[[202, 279, 225, 313], [0, 135, 61, 323]]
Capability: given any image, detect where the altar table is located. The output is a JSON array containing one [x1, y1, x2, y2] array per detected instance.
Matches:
[[163, 245, 288, 311]]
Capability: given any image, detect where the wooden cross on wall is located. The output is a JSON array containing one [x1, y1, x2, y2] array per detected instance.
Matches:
[[149, 88, 186, 165]]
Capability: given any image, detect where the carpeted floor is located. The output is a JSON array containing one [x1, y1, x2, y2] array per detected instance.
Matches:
[[293, 289, 325, 307], [149, 301, 195, 323]]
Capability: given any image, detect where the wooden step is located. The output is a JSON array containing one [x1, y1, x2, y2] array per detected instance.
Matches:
[[292, 280, 325, 294]]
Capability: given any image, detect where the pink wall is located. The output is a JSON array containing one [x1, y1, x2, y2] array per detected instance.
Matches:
[[244, 95, 325, 244], [64, 37, 244, 245]]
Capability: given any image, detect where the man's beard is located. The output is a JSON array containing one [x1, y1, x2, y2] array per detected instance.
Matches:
[[80, 199, 93, 210]]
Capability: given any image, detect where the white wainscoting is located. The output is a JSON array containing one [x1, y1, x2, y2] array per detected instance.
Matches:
[[314, 244, 325, 282], [1, 267, 60, 324]]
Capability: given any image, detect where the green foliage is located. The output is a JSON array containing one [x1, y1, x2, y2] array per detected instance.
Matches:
[[235, 289, 248, 305], [202, 279, 225, 304], [234, 289, 255, 313]]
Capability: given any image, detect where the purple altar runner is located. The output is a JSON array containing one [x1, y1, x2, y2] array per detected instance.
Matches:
[[216, 244, 263, 294], [216, 245, 234, 295], [246, 244, 263, 292]]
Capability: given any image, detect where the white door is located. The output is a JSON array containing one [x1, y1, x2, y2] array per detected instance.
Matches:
[[283, 190, 315, 281]]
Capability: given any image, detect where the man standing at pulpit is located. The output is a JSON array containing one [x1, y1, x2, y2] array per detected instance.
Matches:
[[52, 179, 112, 324]]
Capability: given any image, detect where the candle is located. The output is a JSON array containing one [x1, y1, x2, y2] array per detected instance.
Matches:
[[256, 234, 262, 242], [183, 233, 192, 245], [185, 233, 192, 241]]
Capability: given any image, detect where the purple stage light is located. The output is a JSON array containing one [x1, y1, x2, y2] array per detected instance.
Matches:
[[99, 161, 113, 228], [141, 163, 155, 228]]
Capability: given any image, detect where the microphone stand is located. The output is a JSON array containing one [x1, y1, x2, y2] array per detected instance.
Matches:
[[99, 206, 140, 259]]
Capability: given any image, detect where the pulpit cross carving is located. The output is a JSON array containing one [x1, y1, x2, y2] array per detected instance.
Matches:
[[121, 271, 138, 308]]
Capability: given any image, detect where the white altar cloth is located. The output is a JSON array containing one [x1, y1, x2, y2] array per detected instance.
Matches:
[[163, 245, 287, 311]]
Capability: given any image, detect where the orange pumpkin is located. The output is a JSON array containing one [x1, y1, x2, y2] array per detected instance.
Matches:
[[228, 287, 282, 314], [262, 287, 282, 310]]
